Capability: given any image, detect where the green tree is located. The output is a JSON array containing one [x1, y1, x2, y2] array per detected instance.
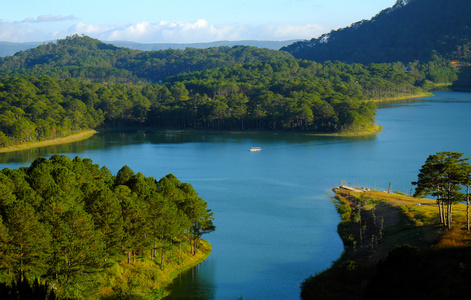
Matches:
[[85, 188, 125, 258], [413, 151, 470, 228], [4, 201, 52, 281], [460, 161, 471, 230]]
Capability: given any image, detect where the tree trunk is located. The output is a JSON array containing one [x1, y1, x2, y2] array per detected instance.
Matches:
[[448, 204, 451, 229], [442, 201, 447, 226], [467, 184, 470, 231], [20, 256, 24, 282], [153, 241, 156, 260], [160, 248, 164, 266], [438, 200, 443, 224], [178, 242, 182, 262]]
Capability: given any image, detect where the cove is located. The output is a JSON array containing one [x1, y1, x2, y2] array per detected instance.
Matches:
[[1, 91, 471, 299]]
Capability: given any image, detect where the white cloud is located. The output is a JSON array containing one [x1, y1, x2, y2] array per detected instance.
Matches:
[[22, 15, 76, 23], [270, 24, 325, 39], [71, 20, 325, 43], [0, 21, 41, 42], [0, 19, 326, 43]]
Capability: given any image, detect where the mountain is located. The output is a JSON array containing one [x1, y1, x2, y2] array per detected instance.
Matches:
[[0, 41, 45, 57], [281, 0, 471, 64], [111, 40, 299, 51], [0, 35, 294, 83], [0, 39, 299, 57]]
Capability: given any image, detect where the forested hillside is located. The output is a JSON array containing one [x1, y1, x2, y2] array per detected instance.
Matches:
[[0, 40, 298, 57], [0, 155, 214, 298], [0, 35, 458, 149], [0, 57, 435, 147], [281, 0, 471, 64], [0, 35, 293, 84]]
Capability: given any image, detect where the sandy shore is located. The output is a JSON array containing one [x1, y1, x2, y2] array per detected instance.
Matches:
[[0, 130, 98, 153]]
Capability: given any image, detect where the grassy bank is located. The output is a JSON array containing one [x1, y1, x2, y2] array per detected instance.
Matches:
[[310, 125, 382, 137], [0, 130, 98, 153], [96, 240, 212, 299], [301, 187, 471, 299], [372, 92, 434, 102]]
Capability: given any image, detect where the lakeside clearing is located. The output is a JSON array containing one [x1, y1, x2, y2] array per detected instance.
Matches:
[[301, 186, 471, 299], [0, 130, 98, 153]]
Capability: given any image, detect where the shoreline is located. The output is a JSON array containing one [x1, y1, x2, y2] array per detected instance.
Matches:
[[0, 130, 98, 153], [372, 92, 433, 102], [301, 185, 471, 299], [309, 124, 382, 137], [0, 125, 384, 155], [158, 240, 212, 299]]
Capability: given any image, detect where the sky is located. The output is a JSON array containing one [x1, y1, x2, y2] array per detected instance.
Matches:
[[0, 0, 398, 43]]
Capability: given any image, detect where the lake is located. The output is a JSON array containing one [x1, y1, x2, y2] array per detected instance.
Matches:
[[1, 91, 471, 299]]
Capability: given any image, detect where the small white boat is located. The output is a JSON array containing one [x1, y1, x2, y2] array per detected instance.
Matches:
[[249, 147, 262, 152]]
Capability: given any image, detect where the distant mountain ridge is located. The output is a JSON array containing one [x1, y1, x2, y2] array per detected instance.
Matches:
[[0, 41, 47, 57], [0, 39, 299, 57], [281, 0, 471, 63], [0, 35, 294, 83], [112, 40, 299, 51]]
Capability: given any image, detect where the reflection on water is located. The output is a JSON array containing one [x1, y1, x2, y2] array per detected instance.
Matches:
[[165, 258, 216, 300], [0, 129, 375, 166]]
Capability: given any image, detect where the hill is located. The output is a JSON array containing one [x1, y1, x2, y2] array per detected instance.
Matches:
[[0, 39, 298, 58], [281, 0, 471, 64], [111, 39, 299, 52], [0, 35, 294, 83]]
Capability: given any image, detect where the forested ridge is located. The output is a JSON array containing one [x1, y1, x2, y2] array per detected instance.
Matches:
[[0, 35, 293, 84], [0, 35, 456, 148], [0, 61, 425, 147], [282, 0, 471, 65], [0, 155, 214, 298]]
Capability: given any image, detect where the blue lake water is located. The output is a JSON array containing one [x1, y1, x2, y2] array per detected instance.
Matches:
[[1, 91, 471, 299]]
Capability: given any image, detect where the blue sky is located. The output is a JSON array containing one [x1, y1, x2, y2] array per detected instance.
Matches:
[[1, 0, 397, 43]]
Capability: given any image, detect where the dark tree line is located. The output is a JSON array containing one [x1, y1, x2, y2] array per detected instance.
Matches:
[[0, 58, 435, 147], [0, 155, 215, 298], [282, 0, 471, 68]]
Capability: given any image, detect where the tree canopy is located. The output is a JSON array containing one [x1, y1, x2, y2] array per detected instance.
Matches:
[[413, 151, 471, 229], [0, 155, 214, 298], [282, 0, 471, 66]]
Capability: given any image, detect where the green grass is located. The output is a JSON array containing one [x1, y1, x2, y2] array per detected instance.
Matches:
[[90, 240, 212, 299]]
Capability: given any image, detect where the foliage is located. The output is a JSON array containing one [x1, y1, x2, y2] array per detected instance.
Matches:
[[0, 35, 453, 144], [302, 188, 471, 299], [412, 151, 470, 229], [332, 195, 353, 246], [0, 35, 293, 84], [282, 0, 471, 68], [0, 155, 215, 299]]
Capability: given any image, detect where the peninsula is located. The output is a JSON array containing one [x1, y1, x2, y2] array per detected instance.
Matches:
[[301, 186, 471, 299]]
